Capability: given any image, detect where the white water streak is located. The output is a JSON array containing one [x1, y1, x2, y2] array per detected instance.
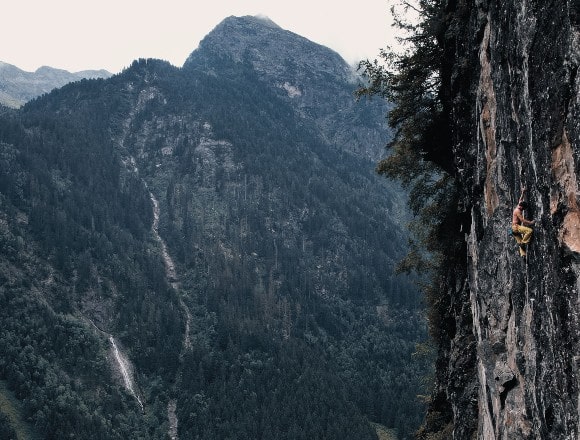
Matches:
[[168, 400, 178, 440], [84, 318, 144, 411], [109, 336, 144, 411], [150, 192, 192, 350], [116, 91, 192, 434]]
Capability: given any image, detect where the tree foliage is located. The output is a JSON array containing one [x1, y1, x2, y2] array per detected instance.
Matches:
[[358, 0, 453, 173], [356, 0, 464, 335], [357, 4, 468, 437]]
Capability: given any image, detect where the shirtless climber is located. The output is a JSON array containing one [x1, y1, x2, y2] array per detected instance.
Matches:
[[512, 188, 535, 257]]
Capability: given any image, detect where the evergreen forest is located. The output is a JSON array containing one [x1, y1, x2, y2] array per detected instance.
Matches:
[[0, 16, 431, 439]]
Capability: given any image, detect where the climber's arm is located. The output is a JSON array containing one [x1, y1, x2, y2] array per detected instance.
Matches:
[[518, 187, 527, 204], [522, 217, 535, 226]]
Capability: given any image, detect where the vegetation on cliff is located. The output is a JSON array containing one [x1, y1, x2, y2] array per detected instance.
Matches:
[[361, 0, 580, 438], [357, 1, 470, 437]]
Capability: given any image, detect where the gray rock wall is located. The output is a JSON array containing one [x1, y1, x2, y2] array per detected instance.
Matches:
[[439, 1, 580, 438]]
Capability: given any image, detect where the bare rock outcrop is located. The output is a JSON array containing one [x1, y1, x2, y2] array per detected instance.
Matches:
[[427, 1, 580, 438]]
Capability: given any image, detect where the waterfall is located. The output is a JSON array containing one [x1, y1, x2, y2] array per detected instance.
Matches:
[[168, 400, 178, 440], [150, 192, 192, 440], [109, 336, 144, 412], [115, 99, 192, 436], [150, 192, 192, 349], [84, 318, 144, 411]]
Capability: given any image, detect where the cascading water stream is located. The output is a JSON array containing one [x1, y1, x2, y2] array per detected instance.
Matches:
[[167, 400, 178, 440], [109, 336, 144, 412], [150, 192, 191, 440], [85, 318, 144, 412], [150, 192, 192, 349], [116, 93, 193, 437]]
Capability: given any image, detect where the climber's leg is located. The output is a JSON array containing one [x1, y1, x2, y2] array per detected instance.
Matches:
[[517, 225, 533, 244]]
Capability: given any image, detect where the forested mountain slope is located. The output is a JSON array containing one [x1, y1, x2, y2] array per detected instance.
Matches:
[[0, 16, 428, 439]]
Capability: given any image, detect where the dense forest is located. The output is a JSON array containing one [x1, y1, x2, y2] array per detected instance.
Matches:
[[0, 16, 431, 439]]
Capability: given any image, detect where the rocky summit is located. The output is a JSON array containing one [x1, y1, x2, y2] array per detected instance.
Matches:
[[186, 15, 386, 161]]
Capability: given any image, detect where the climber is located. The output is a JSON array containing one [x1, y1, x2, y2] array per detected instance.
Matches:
[[512, 187, 535, 257]]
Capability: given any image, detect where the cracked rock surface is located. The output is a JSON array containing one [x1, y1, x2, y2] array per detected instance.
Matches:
[[427, 1, 580, 439]]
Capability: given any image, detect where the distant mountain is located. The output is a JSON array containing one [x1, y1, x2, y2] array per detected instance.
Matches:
[[186, 15, 385, 161], [0, 16, 428, 440], [0, 61, 111, 108]]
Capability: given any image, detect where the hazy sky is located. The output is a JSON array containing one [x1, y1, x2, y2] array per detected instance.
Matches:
[[1, 0, 399, 73]]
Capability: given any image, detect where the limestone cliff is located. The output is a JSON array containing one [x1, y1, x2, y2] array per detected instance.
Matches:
[[426, 1, 580, 439]]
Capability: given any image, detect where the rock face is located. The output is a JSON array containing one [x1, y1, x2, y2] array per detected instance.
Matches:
[[430, 1, 580, 439], [0, 61, 111, 108]]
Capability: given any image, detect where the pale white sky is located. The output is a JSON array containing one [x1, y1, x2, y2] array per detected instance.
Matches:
[[1, 0, 398, 73]]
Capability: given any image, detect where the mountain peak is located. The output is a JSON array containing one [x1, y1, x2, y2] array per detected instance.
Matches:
[[183, 14, 351, 82], [223, 14, 281, 29]]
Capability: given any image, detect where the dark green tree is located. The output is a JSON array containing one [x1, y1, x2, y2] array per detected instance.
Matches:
[[356, 0, 465, 337], [356, 2, 468, 438], [0, 412, 17, 439]]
